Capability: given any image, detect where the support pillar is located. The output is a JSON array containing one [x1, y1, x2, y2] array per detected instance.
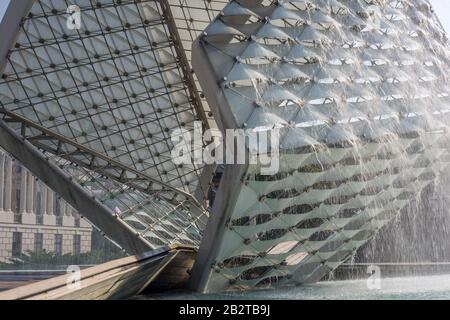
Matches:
[[62, 201, 74, 227], [0, 153, 5, 211]]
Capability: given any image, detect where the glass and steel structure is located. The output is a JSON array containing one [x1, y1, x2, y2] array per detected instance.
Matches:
[[1, 0, 450, 293], [190, 0, 450, 292]]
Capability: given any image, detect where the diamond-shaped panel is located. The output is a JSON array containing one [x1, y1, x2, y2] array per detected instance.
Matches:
[[192, 0, 450, 292]]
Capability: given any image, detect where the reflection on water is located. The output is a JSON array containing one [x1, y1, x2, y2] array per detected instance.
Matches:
[[145, 274, 450, 300]]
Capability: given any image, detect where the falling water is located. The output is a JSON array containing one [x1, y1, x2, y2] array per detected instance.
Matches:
[[356, 169, 450, 267]]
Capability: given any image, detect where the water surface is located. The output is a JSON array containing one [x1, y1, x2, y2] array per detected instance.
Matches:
[[145, 274, 450, 300]]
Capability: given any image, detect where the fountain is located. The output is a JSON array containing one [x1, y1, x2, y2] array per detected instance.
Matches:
[[189, 0, 450, 293]]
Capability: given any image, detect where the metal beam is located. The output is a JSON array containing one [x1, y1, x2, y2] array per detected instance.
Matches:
[[160, 0, 209, 129]]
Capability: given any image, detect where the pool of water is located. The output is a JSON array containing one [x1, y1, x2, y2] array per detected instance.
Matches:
[[145, 274, 450, 300]]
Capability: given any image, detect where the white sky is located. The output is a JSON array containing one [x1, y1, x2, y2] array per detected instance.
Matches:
[[430, 0, 450, 32]]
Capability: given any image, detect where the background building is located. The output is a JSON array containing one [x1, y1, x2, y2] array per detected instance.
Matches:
[[0, 151, 92, 262]]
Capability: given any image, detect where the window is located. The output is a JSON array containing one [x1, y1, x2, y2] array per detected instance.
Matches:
[[55, 198, 63, 226], [12, 232, 22, 257], [54, 234, 63, 256], [14, 189, 21, 223], [73, 235, 81, 255], [36, 192, 43, 225], [34, 233, 43, 252], [14, 166, 21, 215], [14, 190, 20, 212], [36, 191, 42, 215]]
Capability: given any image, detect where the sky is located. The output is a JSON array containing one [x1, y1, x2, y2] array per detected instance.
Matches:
[[0, 0, 448, 30], [430, 0, 450, 32]]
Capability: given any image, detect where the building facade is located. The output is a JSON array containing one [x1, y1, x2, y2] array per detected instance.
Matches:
[[0, 151, 92, 262]]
